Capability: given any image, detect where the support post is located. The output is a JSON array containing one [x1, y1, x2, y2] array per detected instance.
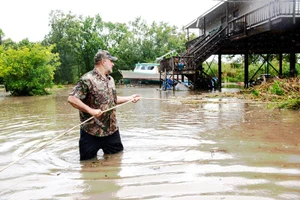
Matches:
[[290, 52, 296, 77], [266, 54, 269, 75], [194, 72, 197, 91], [279, 53, 283, 77], [218, 53, 222, 88], [244, 52, 249, 88], [159, 71, 161, 89], [293, 0, 296, 24]]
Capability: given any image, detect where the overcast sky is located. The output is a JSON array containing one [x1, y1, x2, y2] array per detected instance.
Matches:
[[0, 0, 219, 42]]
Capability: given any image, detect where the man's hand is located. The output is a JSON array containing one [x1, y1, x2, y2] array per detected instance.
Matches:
[[131, 94, 140, 103], [90, 109, 103, 117]]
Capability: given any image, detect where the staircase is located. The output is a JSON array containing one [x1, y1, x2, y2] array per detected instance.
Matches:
[[158, 27, 228, 90], [184, 27, 228, 65], [160, 26, 228, 73]]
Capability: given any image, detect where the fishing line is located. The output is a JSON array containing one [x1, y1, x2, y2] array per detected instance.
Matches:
[[139, 97, 172, 101], [140, 97, 275, 104]]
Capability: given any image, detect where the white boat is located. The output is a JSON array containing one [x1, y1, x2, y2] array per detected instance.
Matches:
[[133, 63, 159, 74], [120, 63, 160, 84]]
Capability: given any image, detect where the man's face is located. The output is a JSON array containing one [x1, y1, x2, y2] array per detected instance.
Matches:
[[103, 58, 114, 74]]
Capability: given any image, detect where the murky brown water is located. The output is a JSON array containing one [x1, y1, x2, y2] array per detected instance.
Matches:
[[0, 85, 299, 200]]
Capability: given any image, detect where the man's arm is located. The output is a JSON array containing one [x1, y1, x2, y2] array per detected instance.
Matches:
[[117, 94, 140, 104], [67, 96, 102, 117]]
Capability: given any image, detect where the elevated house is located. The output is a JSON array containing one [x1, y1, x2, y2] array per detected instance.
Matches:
[[160, 0, 300, 89]]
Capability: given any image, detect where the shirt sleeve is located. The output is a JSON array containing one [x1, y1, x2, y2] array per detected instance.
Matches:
[[69, 78, 90, 101]]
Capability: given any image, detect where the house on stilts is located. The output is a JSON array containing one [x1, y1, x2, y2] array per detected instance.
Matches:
[[159, 0, 300, 90]]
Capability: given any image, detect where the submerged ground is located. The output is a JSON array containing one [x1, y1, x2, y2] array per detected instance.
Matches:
[[0, 85, 299, 200]]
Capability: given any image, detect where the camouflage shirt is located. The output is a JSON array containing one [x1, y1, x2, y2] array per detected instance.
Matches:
[[69, 68, 118, 137]]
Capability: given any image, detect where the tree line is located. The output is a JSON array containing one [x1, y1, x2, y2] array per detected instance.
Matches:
[[0, 10, 188, 95]]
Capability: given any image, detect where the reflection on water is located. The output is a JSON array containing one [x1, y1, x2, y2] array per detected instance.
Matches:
[[0, 86, 299, 200]]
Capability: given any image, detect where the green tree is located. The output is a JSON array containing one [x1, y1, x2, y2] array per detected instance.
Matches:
[[0, 43, 60, 96], [44, 12, 187, 84], [44, 11, 107, 83], [44, 10, 82, 84], [124, 17, 187, 68], [148, 22, 187, 57], [1, 38, 18, 50], [78, 15, 106, 75]]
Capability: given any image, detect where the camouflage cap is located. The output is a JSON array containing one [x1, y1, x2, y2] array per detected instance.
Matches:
[[94, 49, 117, 63]]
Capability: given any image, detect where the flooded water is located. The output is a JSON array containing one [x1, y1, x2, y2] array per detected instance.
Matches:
[[0, 85, 299, 200]]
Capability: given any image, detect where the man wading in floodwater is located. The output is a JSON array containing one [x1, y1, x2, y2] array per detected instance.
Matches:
[[68, 49, 140, 160]]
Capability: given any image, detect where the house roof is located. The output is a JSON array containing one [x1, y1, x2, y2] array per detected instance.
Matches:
[[184, 1, 224, 29]]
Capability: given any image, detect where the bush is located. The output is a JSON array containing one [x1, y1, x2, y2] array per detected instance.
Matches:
[[0, 44, 60, 96]]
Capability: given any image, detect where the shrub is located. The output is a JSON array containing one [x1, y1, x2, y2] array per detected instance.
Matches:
[[0, 44, 60, 96]]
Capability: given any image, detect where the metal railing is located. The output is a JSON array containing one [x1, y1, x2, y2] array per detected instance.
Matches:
[[192, 27, 227, 63], [229, 0, 300, 33]]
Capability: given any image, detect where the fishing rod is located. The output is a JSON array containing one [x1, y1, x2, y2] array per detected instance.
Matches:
[[0, 98, 135, 173]]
